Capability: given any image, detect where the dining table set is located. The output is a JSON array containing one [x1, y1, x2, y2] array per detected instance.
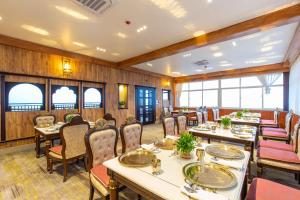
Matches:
[[104, 137, 250, 200]]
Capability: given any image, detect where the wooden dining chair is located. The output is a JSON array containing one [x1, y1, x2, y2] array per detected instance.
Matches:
[[162, 116, 176, 137], [103, 113, 117, 126], [260, 110, 280, 128], [176, 115, 187, 135], [64, 112, 81, 122], [120, 120, 143, 153], [257, 120, 300, 183], [212, 108, 220, 122], [47, 116, 90, 182], [85, 126, 119, 200], [202, 111, 208, 123], [246, 178, 300, 200], [196, 112, 203, 125]]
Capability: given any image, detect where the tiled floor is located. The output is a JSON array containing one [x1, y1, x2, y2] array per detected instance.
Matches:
[[0, 124, 299, 200]]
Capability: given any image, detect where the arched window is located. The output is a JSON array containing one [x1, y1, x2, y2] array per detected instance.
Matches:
[[6, 83, 45, 111], [83, 87, 102, 108], [51, 85, 78, 110]]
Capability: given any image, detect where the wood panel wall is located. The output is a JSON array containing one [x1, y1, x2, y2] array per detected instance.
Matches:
[[0, 44, 173, 146]]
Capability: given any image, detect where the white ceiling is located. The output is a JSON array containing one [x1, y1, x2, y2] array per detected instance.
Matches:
[[0, 0, 299, 62], [134, 22, 299, 77]]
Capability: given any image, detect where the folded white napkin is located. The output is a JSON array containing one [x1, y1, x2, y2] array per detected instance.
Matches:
[[141, 143, 155, 151], [210, 158, 244, 171], [180, 184, 228, 200]]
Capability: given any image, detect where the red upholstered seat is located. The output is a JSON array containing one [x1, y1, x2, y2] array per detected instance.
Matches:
[[261, 119, 276, 125], [262, 130, 288, 138], [91, 165, 110, 186], [50, 145, 62, 155], [258, 140, 293, 152], [246, 178, 300, 200], [262, 127, 286, 133], [189, 116, 197, 120], [257, 147, 300, 164]]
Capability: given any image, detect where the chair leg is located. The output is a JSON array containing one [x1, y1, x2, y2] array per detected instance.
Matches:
[[49, 158, 53, 174], [84, 156, 88, 172], [89, 184, 94, 200], [63, 161, 68, 182], [257, 166, 263, 178]]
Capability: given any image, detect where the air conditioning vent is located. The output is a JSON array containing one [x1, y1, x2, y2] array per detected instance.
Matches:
[[194, 59, 209, 66], [73, 0, 115, 14]]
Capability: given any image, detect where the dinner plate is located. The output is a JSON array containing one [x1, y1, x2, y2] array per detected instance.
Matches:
[[155, 138, 176, 150], [118, 149, 156, 167], [205, 145, 245, 160], [183, 162, 237, 189]]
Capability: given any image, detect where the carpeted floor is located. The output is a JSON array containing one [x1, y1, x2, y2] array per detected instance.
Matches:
[[0, 123, 299, 200]]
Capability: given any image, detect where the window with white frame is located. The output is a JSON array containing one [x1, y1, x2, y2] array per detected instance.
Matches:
[[176, 73, 284, 109]]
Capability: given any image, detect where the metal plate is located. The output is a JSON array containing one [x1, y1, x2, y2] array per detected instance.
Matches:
[[118, 149, 156, 167], [205, 145, 245, 160], [183, 162, 237, 189], [155, 138, 176, 150], [193, 126, 211, 131]]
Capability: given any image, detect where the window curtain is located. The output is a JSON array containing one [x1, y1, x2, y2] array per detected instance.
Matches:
[[175, 83, 183, 107], [257, 73, 281, 94]]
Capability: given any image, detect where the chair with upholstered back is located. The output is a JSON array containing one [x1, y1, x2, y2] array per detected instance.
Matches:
[[103, 113, 117, 126], [212, 108, 220, 121], [120, 121, 143, 153], [47, 116, 90, 182], [202, 111, 208, 123], [85, 126, 118, 200], [196, 112, 203, 125], [64, 112, 81, 122], [261, 110, 280, 128], [162, 117, 176, 137], [176, 115, 187, 135]]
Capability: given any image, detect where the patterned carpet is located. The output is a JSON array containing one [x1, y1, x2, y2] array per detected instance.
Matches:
[[0, 124, 299, 200]]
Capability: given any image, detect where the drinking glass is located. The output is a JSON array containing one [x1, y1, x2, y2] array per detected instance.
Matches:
[[151, 158, 161, 175]]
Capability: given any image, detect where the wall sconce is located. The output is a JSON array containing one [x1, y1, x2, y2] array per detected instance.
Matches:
[[62, 58, 72, 76], [166, 81, 171, 87]]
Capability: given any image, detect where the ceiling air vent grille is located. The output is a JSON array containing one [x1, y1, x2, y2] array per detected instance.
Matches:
[[194, 60, 209, 66], [73, 0, 115, 14]]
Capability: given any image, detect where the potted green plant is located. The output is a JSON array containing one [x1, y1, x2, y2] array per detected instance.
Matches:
[[119, 101, 126, 108], [236, 111, 243, 119], [242, 109, 249, 113], [221, 117, 231, 129], [176, 132, 196, 159]]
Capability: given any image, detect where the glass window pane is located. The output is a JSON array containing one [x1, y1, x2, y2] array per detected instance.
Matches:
[[189, 91, 202, 107], [182, 83, 189, 90], [263, 86, 283, 109], [84, 88, 101, 108], [241, 88, 262, 108], [272, 74, 283, 85], [203, 80, 218, 89], [179, 91, 188, 107], [203, 90, 218, 107], [222, 89, 240, 108], [189, 82, 202, 90], [221, 78, 240, 88], [241, 76, 262, 87]]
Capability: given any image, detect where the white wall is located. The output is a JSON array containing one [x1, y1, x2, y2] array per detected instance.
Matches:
[[289, 56, 300, 115]]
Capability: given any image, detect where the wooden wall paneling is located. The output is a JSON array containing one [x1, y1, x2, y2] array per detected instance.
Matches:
[[0, 75, 4, 141]]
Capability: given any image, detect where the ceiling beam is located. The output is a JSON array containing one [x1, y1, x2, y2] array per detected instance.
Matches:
[[118, 4, 300, 68], [284, 23, 300, 67], [174, 63, 289, 83]]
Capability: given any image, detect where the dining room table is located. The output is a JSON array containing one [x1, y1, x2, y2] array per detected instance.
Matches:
[[229, 112, 261, 119], [104, 143, 250, 200]]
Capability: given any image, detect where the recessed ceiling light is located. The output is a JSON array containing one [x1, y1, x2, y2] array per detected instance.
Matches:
[[260, 36, 270, 43], [146, 63, 153, 67], [206, 67, 213, 70], [117, 32, 127, 39], [210, 46, 219, 51], [183, 53, 191, 58], [246, 60, 267, 64], [73, 41, 86, 47], [172, 71, 181, 75], [261, 46, 273, 52], [220, 63, 233, 67], [0, 16, 2, 20], [193, 30, 206, 37], [149, 0, 186, 18], [207, 0, 213, 3], [195, 69, 203, 72], [55, 6, 89, 20], [225, 68, 234, 71], [21, 24, 49, 36], [111, 52, 120, 56], [263, 40, 282, 46], [137, 25, 147, 33], [96, 47, 106, 52], [213, 52, 223, 57], [232, 41, 237, 46]]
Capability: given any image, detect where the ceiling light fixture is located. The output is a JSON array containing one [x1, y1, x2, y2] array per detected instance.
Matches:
[[232, 41, 237, 46], [117, 32, 127, 39], [210, 46, 219, 51], [137, 25, 147, 33], [55, 6, 89, 20], [112, 52, 120, 56], [213, 52, 223, 57], [220, 63, 233, 67], [146, 63, 153, 67], [73, 41, 86, 47], [263, 40, 282, 46], [246, 60, 267, 64], [96, 47, 106, 52], [183, 53, 191, 58], [0, 16, 2, 20], [195, 69, 203, 72], [193, 30, 206, 37], [21, 24, 49, 36], [261, 46, 273, 52], [220, 60, 228, 64], [149, 0, 186, 18], [207, 0, 213, 3], [171, 71, 181, 75]]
